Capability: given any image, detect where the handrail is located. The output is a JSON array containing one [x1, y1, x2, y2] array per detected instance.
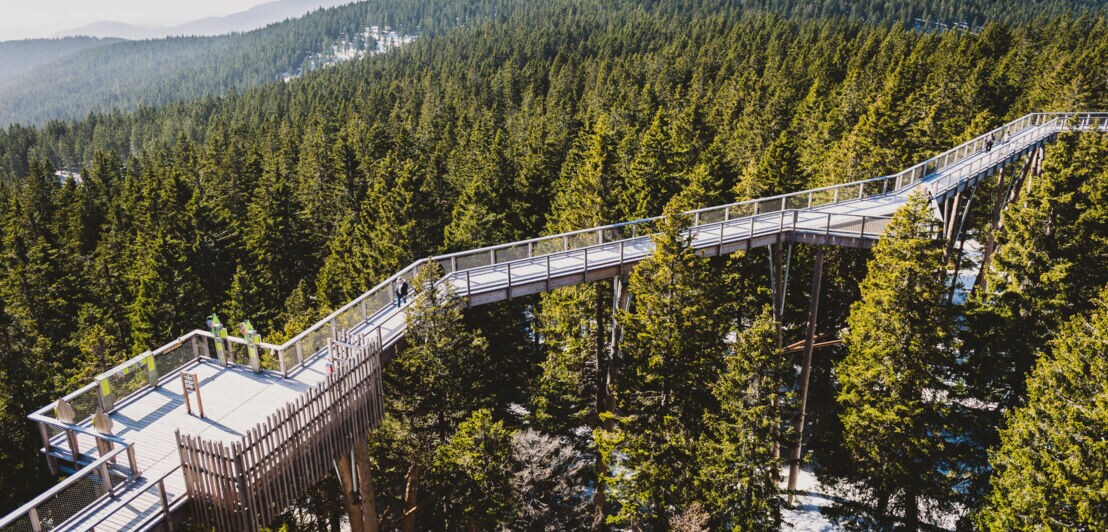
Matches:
[[0, 445, 133, 529], [30, 111, 1106, 422], [82, 465, 186, 532]]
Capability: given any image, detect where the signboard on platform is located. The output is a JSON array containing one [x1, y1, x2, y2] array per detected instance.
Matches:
[[181, 372, 205, 417]]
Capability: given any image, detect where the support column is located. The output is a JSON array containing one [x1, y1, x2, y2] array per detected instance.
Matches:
[[943, 190, 963, 261], [973, 166, 1007, 294], [768, 243, 786, 460], [354, 436, 379, 532], [337, 451, 366, 532], [787, 247, 823, 504], [594, 275, 629, 532]]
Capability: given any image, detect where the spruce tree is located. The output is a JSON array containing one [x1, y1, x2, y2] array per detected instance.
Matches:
[[697, 306, 787, 528], [608, 202, 729, 528], [836, 192, 956, 527], [976, 285, 1108, 529]]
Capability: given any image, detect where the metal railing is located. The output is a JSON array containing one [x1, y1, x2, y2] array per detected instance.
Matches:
[[27, 112, 1107, 430], [83, 466, 185, 532], [0, 446, 136, 532]]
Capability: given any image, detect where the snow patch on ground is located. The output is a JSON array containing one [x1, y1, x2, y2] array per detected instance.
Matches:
[[781, 466, 839, 531]]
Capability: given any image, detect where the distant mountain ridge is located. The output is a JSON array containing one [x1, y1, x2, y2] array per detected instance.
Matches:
[[0, 37, 122, 88], [54, 0, 356, 40]]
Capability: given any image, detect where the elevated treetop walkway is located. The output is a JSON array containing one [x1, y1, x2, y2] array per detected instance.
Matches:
[[1, 112, 1104, 532]]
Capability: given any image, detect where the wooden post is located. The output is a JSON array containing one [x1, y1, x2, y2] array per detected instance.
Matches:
[[181, 372, 204, 417], [336, 451, 365, 532], [787, 247, 823, 504], [354, 435, 379, 532]]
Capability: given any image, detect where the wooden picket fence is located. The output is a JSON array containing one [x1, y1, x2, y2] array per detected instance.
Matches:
[[176, 335, 383, 530]]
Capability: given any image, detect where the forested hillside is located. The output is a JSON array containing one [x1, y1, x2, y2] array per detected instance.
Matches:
[[0, 38, 122, 89], [0, 0, 1105, 528]]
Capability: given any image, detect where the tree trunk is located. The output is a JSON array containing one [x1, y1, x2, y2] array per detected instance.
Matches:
[[903, 486, 920, 531], [336, 452, 365, 532], [402, 463, 421, 532], [354, 437, 379, 532]]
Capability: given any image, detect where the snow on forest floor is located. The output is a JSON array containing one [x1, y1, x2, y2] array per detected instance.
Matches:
[[781, 465, 839, 531]]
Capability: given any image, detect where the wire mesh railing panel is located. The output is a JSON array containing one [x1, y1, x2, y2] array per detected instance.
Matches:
[[494, 243, 529, 263], [566, 231, 598, 250], [785, 194, 809, 210], [106, 362, 148, 405], [65, 388, 101, 423], [31, 473, 107, 530], [299, 326, 331, 360], [455, 251, 492, 271], [0, 514, 34, 532], [532, 237, 565, 256], [758, 198, 783, 214], [728, 203, 755, 219], [336, 305, 363, 333], [809, 189, 836, 207], [158, 342, 196, 377]]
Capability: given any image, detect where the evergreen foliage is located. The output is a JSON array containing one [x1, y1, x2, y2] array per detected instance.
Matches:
[[836, 192, 957, 527], [976, 286, 1108, 529]]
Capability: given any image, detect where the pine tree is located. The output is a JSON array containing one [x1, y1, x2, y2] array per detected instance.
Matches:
[[386, 260, 489, 530], [836, 192, 956, 527], [608, 202, 729, 528], [697, 306, 787, 528], [431, 409, 517, 529], [976, 285, 1108, 530]]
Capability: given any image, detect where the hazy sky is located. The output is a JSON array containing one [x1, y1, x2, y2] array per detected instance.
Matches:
[[0, 0, 277, 41]]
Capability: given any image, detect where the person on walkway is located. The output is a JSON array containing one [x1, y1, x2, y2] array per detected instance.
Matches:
[[1002, 132, 1011, 144], [985, 135, 994, 153], [399, 276, 410, 306], [395, 276, 406, 308]]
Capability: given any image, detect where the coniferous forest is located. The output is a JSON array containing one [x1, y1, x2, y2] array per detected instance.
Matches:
[[0, 0, 1106, 529]]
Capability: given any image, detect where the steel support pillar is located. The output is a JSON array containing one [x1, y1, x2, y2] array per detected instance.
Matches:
[[787, 247, 823, 504]]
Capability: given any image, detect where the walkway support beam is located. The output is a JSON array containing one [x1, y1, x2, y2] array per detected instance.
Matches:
[[787, 247, 823, 503]]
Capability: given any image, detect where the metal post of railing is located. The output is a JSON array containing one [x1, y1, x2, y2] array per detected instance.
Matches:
[[779, 211, 785, 231], [450, 256, 457, 272], [807, 192, 813, 208], [528, 241, 534, 257], [858, 182, 864, 198], [860, 217, 867, 237], [780, 197, 786, 211], [833, 187, 839, 203], [489, 249, 496, 265], [29, 508, 42, 532], [507, 262, 513, 294], [296, 341, 304, 368], [38, 422, 58, 475], [584, 247, 589, 270], [750, 214, 756, 236], [694, 211, 700, 226], [723, 205, 730, 221], [99, 461, 114, 497], [127, 445, 138, 477], [563, 235, 569, 251], [826, 213, 832, 236], [619, 241, 625, 266], [466, 269, 472, 298], [719, 221, 725, 245], [753, 202, 760, 215], [546, 254, 552, 289], [359, 299, 367, 321], [158, 479, 173, 532], [278, 347, 286, 377], [793, 211, 798, 230]]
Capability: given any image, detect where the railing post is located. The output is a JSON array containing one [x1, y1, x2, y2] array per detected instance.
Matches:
[[99, 461, 114, 497], [807, 192, 813, 208], [98, 377, 115, 413], [723, 205, 730, 221], [466, 269, 472, 298], [507, 262, 513, 297], [719, 221, 725, 246], [563, 235, 569, 251], [779, 211, 785, 231], [750, 214, 756, 236], [826, 213, 832, 236], [297, 341, 305, 368], [158, 478, 174, 531], [528, 241, 534, 257], [833, 187, 839, 203], [694, 211, 700, 226], [858, 182, 864, 198], [584, 247, 589, 270], [450, 256, 457, 272], [127, 445, 139, 478], [860, 217, 867, 237], [489, 249, 496, 265], [546, 254, 552, 290], [278, 347, 287, 377], [619, 241, 625, 267], [29, 508, 42, 532], [360, 298, 367, 321], [377, 326, 383, 351], [780, 197, 786, 211]]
